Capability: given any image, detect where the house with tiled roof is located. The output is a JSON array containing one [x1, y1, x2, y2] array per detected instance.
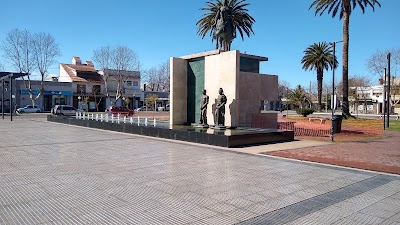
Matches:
[[59, 57, 105, 111]]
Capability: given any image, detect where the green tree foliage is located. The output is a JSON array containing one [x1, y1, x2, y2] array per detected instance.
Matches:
[[288, 85, 307, 109], [145, 94, 158, 111], [310, 0, 381, 117], [301, 42, 338, 112]]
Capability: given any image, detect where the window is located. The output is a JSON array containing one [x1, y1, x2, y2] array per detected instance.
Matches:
[[126, 81, 132, 86], [132, 81, 139, 86], [92, 85, 101, 94], [77, 84, 86, 94]]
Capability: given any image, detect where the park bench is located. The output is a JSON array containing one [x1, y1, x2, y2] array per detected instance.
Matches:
[[309, 117, 326, 124]]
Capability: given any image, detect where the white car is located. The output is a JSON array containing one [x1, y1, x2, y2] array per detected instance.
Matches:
[[157, 104, 170, 111], [16, 105, 41, 113], [52, 105, 82, 116]]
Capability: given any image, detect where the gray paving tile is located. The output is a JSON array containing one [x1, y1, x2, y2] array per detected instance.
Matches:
[[1, 118, 400, 225]]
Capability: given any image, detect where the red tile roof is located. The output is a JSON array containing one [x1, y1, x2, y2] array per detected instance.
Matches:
[[61, 64, 103, 82]]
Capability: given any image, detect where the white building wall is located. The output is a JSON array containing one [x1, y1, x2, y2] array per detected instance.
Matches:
[[58, 65, 73, 82]]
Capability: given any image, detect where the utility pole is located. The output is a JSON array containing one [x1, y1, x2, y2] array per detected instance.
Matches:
[[386, 53, 391, 128], [326, 88, 328, 113], [383, 68, 386, 130]]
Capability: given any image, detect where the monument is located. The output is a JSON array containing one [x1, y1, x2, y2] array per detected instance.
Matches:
[[170, 49, 279, 129]]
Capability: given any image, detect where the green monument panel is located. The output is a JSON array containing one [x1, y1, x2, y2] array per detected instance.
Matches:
[[240, 57, 260, 73], [187, 58, 205, 124]]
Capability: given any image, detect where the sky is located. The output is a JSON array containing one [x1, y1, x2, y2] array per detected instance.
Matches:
[[1, 0, 399, 89]]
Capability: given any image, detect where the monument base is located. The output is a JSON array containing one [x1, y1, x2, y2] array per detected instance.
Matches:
[[47, 116, 294, 148], [211, 125, 226, 130], [192, 124, 209, 128]]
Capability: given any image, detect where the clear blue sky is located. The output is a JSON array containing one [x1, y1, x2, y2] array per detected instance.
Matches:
[[1, 0, 398, 89]]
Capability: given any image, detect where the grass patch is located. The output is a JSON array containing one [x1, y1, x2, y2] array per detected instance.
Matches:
[[341, 117, 383, 130], [387, 120, 400, 132]]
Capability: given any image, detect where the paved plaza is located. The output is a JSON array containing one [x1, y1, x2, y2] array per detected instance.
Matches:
[[1, 115, 400, 225]]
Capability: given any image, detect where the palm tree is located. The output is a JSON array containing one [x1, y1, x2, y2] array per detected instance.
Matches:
[[310, 0, 381, 117], [288, 85, 307, 109], [301, 42, 338, 111], [196, 0, 255, 50]]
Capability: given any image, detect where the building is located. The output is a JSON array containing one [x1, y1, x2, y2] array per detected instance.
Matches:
[[349, 81, 400, 114], [98, 69, 141, 109], [59, 57, 106, 111], [16, 80, 73, 111]]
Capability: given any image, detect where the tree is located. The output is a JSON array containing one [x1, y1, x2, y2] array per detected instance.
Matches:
[[301, 42, 338, 111], [145, 94, 158, 111], [278, 80, 291, 99], [367, 48, 400, 112], [278, 80, 291, 110], [288, 85, 307, 109], [93, 45, 140, 104], [310, 0, 381, 117], [1, 28, 61, 107], [88, 81, 102, 112], [143, 60, 170, 92], [31, 32, 61, 96], [367, 48, 400, 78], [196, 0, 255, 50]]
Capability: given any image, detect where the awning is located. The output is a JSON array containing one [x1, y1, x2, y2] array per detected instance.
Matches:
[[20, 90, 73, 96]]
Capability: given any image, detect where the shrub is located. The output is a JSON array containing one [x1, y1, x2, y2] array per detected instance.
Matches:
[[296, 108, 315, 117]]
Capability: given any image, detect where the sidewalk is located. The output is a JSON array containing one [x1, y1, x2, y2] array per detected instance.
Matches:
[[1, 117, 400, 224]]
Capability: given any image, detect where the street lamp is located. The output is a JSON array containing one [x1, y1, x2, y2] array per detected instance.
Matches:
[[58, 92, 62, 106], [133, 94, 136, 109], [330, 40, 342, 142], [78, 96, 81, 110], [386, 53, 391, 128], [122, 97, 125, 107]]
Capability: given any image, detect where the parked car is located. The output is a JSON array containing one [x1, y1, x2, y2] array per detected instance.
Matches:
[[16, 105, 41, 113], [157, 104, 169, 111], [134, 106, 153, 112], [105, 106, 134, 116], [52, 105, 81, 116]]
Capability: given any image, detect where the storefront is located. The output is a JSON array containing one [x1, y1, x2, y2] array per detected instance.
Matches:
[[20, 90, 73, 111]]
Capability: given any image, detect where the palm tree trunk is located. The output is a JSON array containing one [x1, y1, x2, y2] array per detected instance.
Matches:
[[317, 69, 323, 112], [342, 6, 351, 117]]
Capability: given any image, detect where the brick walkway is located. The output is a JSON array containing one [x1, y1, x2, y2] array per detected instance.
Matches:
[[268, 131, 400, 174], [1, 116, 400, 224]]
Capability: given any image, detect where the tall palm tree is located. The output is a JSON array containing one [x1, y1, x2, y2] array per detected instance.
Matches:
[[310, 0, 381, 117], [301, 42, 338, 111], [196, 0, 255, 50]]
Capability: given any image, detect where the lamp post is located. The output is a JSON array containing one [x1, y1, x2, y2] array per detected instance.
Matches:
[[1, 79, 4, 120], [133, 94, 136, 109], [386, 53, 391, 128], [78, 96, 81, 110], [383, 68, 386, 129], [331, 41, 342, 142], [286, 87, 289, 117], [122, 97, 125, 107], [58, 92, 62, 106], [9, 75, 13, 121]]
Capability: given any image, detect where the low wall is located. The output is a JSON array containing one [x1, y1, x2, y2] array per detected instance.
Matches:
[[47, 115, 294, 148]]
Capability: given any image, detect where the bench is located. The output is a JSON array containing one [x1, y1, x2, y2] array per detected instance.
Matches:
[[309, 117, 326, 124]]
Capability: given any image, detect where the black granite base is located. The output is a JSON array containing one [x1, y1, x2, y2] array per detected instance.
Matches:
[[47, 115, 294, 148]]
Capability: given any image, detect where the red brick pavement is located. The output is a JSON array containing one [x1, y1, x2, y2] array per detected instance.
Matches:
[[267, 131, 400, 174]]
